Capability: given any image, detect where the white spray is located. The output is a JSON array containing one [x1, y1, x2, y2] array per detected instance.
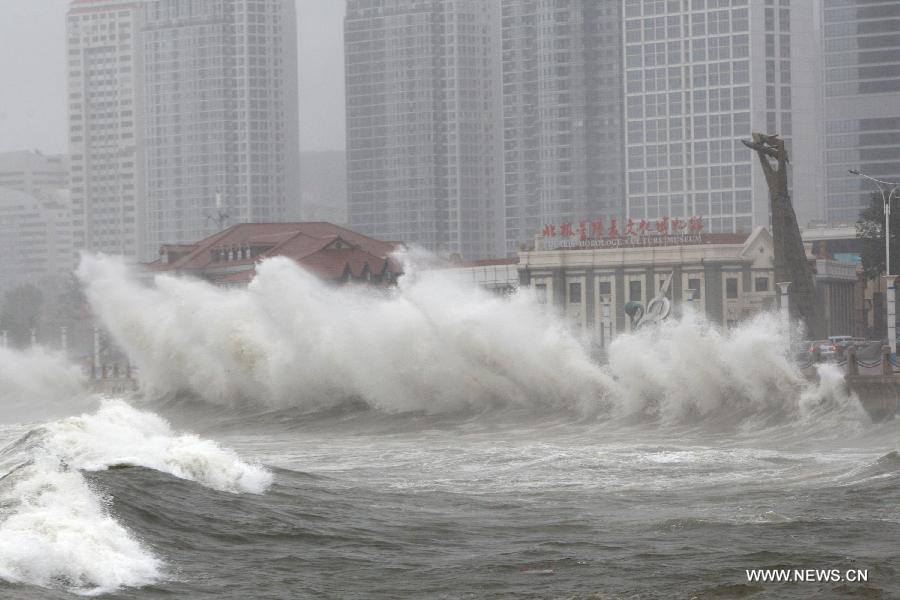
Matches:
[[76, 253, 862, 425], [0, 346, 87, 423], [77, 253, 613, 413]]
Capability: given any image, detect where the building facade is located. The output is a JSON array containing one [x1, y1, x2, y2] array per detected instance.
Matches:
[[0, 151, 70, 196], [140, 0, 301, 261], [518, 227, 856, 340], [822, 0, 900, 225], [622, 0, 824, 234], [501, 1, 624, 255], [0, 187, 74, 292], [345, 0, 504, 260], [66, 0, 145, 261]]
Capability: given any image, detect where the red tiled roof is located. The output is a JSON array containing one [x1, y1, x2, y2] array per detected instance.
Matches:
[[151, 222, 404, 285]]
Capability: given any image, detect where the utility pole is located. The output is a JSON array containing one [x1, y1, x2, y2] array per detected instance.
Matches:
[[849, 169, 900, 359]]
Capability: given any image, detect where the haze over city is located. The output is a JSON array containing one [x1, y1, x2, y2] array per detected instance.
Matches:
[[0, 0, 345, 153], [0, 1, 899, 598]]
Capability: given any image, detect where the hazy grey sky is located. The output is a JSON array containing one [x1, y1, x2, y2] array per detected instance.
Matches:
[[0, 0, 346, 154]]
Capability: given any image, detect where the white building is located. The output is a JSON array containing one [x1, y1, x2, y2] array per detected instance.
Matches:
[[140, 0, 301, 261], [822, 0, 900, 225], [501, 1, 625, 256], [344, 0, 505, 260], [622, 0, 824, 234], [0, 151, 70, 196], [0, 187, 74, 292], [519, 227, 856, 340], [66, 0, 145, 261]]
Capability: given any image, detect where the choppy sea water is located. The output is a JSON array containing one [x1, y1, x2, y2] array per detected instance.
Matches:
[[1, 399, 898, 599], [0, 254, 898, 598]]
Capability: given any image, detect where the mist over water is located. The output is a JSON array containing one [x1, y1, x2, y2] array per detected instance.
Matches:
[[0, 346, 87, 423], [0, 254, 895, 598], [76, 253, 610, 414], [75, 253, 860, 431]]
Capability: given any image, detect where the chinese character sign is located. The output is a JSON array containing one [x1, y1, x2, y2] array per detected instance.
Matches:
[[540, 215, 704, 239]]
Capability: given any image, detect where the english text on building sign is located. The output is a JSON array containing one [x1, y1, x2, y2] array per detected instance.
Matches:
[[550, 234, 704, 249]]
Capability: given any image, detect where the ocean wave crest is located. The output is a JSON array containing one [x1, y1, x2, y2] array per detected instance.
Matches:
[[0, 399, 271, 595]]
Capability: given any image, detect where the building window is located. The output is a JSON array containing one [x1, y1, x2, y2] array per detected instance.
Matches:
[[598, 281, 611, 296], [755, 277, 769, 292], [535, 284, 547, 304], [726, 277, 739, 299], [688, 278, 702, 298], [629, 280, 642, 302], [569, 282, 582, 304]]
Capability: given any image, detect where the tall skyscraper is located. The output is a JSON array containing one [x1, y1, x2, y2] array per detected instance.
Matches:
[[622, 0, 823, 233], [345, 0, 504, 260], [66, 0, 145, 261], [141, 0, 300, 261], [822, 0, 900, 224], [501, 1, 624, 254], [0, 188, 74, 292], [0, 151, 73, 290], [0, 151, 70, 196]]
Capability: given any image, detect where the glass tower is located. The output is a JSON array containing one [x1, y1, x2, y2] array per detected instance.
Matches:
[[823, 0, 900, 224]]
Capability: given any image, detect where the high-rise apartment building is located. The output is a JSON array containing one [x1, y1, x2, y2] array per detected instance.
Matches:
[[141, 0, 300, 261], [622, 0, 823, 233], [822, 0, 900, 224], [0, 151, 70, 195], [0, 188, 74, 292], [345, 0, 504, 259], [66, 0, 145, 261], [501, 1, 624, 254], [0, 151, 73, 289]]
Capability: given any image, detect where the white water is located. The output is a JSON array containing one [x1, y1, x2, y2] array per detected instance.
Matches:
[[0, 253, 872, 596], [77, 253, 862, 428], [0, 346, 87, 423], [0, 455, 161, 596], [0, 398, 271, 595]]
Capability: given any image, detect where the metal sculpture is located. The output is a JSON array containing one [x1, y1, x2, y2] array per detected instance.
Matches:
[[625, 273, 673, 330], [741, 133, 820, 336]]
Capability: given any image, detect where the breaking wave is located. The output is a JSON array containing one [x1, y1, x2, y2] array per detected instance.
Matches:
[[76, 254, 864, 428], [0, 399, 271, 595]]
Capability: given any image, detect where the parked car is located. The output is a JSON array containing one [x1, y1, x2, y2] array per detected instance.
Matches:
[[808, 339, 839, 360]]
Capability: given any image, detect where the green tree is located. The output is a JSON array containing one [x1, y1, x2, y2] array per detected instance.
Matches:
[[857, 191, 900, 280]]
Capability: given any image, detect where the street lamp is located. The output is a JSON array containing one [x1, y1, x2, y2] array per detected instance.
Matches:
[[849, 169, 900, 358]]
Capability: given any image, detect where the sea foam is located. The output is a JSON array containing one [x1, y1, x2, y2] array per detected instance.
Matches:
[[0, 399, 272, 595]]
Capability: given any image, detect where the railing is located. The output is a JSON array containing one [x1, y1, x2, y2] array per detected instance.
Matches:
[[798, 343, 898, 378], [814, 259, 858, 281], [83, 362, 139, 394]]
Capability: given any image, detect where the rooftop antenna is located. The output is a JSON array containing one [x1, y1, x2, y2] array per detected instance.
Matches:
[[206, 190, 230, 231]]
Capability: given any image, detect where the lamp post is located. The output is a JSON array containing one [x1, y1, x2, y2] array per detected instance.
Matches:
[[849, 169, 900, 359], [776, 282, 791, 330]]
